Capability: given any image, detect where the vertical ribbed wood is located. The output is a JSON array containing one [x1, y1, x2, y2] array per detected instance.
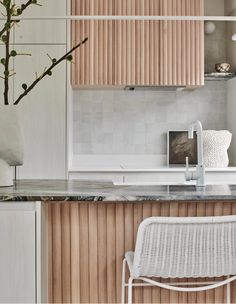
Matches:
[[160, 202, 171, 304], [214, 203, 225, 304], [47, 204, 53, 303], [187, 202, 197, 304], [176, 2, 182, 85], [158, 0, 204, 86], [190, 0, 195, 86], [181, 0, 187, 85], [133, 203, 144, 303], [196, 203, 206, 304], [151, 202, 162, 303], [52, 204, 62, 303], [205, 203, 215, 304], [98, 203, 107, 303], [143, 203, 153, 303], [71, 0, 113, 87], [169, 202, 180, 304], [88, 203, 99, 303], [199, 0, 204, 86], [72, 0, 204, 87], [48, 200, 236, 303], [79, 203, 89, 303], [167, 0, 173, 86], [114, 0, 160, 86], [70, 203, 80, 303], [61, 204, 71, 303], [178, 202, 188, 304], [107, 204, 116, 303], [172, 0, 177, 85], [115, 204, 124, 303]]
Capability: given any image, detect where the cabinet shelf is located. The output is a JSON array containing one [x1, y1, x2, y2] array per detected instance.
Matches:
[[204, 72, 236, 81]]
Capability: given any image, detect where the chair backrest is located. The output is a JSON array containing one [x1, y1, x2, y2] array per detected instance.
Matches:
[[132, 216, 236, 278]]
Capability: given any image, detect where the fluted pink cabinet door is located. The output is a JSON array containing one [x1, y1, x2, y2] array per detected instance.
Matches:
[[71, 0, 204, 87]]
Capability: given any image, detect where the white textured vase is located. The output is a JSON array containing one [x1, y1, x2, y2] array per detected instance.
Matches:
[[203, 130, 232, 168], [0, 105, 24, 186]]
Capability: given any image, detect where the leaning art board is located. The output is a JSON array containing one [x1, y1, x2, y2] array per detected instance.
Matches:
[[167, 131, 197, 166]]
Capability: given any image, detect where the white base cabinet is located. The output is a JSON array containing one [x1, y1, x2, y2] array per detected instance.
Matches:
[[0, 202, 47, 304]]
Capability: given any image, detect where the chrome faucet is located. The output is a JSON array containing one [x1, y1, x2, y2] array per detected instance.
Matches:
[[185, 120, 206, 187]]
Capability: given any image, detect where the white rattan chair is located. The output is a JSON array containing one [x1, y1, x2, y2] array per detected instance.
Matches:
[[122, 216, 236, 304]]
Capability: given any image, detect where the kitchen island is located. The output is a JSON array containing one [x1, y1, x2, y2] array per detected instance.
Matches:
[[1, 179, 236, 201], [0, 180, 236, 304]]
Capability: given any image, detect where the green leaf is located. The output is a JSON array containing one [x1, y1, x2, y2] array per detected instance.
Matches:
[[66, 55, 73, 62], [1, 35, 7, 42], [10, 50, 17, 57], [22, 83, 27, 90], [0, 58, 6, 65]]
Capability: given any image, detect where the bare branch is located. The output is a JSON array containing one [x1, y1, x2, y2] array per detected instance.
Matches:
[[0, 0, 40, 38], [3, 0, 11, 105], [14, 37, 88, 105]]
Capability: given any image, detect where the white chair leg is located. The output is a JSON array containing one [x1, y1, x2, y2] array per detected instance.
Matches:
[[128, 277, 133, 304], [121, 259, 126, 304]]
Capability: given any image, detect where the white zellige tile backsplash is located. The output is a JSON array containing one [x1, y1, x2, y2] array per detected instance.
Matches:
[[73, 81, 226, 155]]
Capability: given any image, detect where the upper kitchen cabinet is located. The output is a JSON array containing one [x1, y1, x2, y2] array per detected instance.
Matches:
[[71, 0, 114, 87], [114, 0, 160, 86], [71, 0, 204, 88], [159, 0, 204, 86]]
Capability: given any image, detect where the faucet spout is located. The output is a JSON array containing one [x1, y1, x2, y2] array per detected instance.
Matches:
[[188, 120, 203, 166], [185, 120, 205, 187]]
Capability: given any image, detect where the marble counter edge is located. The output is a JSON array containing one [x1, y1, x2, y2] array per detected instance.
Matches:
[[1, 195, 236, 202]]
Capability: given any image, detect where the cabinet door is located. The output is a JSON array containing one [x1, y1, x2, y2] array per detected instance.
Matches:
[[114, 0, 160, 86], [0, 210, 36, 303], [71, 0, 113, 87], [71, 0, 204, 87], [14, 45, 67, 179], [159, 0, 204, 86]]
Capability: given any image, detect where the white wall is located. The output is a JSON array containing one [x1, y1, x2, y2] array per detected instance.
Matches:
[[227, 77, 236, 165], [205, 0, 225, 15], [226, 0, 236, 72], [225, 0, 236, 15], [204, 0, 227, 73]]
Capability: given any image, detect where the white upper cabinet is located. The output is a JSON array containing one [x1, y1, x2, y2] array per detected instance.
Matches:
[[14, 0, 67, 44], [14, 45, 67, 179]]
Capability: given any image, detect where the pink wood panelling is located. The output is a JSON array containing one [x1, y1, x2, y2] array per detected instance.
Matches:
[[47, 201, 236, 303], [71, 0, 204, 87]]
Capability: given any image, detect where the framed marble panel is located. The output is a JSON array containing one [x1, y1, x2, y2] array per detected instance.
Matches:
[[167, 131, 197, 166]]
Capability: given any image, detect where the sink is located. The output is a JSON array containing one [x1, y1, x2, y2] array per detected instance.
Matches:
[[112, 181, 231, 186], [113, 181, 191, 186]]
